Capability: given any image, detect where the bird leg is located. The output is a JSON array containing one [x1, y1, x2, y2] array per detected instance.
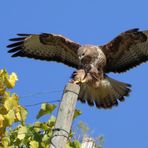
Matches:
[[70, 69, 87, 84], [88, 67, 104, 88], [70, 67, 104, 87]]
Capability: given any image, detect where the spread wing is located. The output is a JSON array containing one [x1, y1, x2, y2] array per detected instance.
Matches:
[[7, 33, 81, 68], [101, 28, 148, 73]]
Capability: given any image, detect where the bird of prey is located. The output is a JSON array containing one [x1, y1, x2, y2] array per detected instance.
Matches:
[[7, 28, 148, 109]]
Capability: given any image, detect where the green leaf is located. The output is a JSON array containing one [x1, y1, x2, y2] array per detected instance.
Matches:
[[34, 121, 52, 131], [33, 122, 42, 132], [48, 115, 56, 127], [36, 103, 57, 119], [73, 109, 82, 119], [42, 134, 50, 142], [67, 140, 81, 148]]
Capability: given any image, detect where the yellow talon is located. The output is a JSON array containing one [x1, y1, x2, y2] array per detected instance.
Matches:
[[70, 79, 81, 84], [81, 79, 87, 83], [73, 80, 81, 84]]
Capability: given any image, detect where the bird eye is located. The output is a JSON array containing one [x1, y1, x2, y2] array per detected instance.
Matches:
[[82, 53, 85, 56]]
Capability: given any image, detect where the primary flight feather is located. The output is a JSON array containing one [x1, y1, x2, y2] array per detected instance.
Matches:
[[7, 28, 148, 109]]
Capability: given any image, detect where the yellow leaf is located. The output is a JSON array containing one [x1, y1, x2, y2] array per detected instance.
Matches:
[[0, 106, 7, 115], [1, 137, 10, 148], [4, 93, 18, 110], [17, 125, 27, 140], [0, 114, 5, 137], [33, 122, 42, 132], [30, 141, 39, 148], [0, 82, 5, 96], [41, 142, 49, 148], [0, 69, 4, 75], [16, 106, 27, 122], [0, 114, 4, 128], [2, 91, 10, 102], [4, 110, 15, 126], [5, 72, 18, 89]]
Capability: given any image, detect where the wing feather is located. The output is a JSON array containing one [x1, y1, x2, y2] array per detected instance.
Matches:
[[101, 28, 148, 73], [9, 37, 26, 41], [78, 76, 131, 109], [7, 33, 81, 68]]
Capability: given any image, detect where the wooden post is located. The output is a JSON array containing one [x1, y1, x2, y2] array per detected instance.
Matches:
[[50, 82, 80, 148], [82, 136, 96, 148]]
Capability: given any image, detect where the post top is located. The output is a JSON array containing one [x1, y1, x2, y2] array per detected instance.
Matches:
[[64, 82, 80, 94]]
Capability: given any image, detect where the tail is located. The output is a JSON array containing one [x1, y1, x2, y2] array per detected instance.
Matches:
[[78, 76, 131, 109], [106, 76, 131, 101]]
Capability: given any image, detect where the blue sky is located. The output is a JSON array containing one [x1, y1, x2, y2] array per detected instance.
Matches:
[[1, 0, 148, 147]]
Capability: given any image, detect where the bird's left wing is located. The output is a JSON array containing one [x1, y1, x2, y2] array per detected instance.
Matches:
[[7, 33, 81, 68], [101, 28, 148, 73]]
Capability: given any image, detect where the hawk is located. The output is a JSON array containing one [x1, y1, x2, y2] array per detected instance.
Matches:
[[7, 28, 148, 109]]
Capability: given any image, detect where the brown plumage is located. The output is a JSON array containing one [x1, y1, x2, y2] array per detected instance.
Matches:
[[102, 28, 148, 73], [7, 28, 148, 109]]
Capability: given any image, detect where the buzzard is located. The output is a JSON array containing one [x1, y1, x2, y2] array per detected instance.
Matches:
[[7, 28, 148, 109]]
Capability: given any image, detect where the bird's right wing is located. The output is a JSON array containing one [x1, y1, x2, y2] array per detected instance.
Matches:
[[7, 33, 81, 68], [101, 29, 148, 73]]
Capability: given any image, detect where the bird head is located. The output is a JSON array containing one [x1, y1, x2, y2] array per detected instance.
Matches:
[[78, 46, 97, 60]]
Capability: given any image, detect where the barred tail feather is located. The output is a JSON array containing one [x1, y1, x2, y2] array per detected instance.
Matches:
[[78, 76, 131, 109]]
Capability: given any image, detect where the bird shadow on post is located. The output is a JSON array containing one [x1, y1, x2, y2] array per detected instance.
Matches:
[[50, 82, 80, 148]]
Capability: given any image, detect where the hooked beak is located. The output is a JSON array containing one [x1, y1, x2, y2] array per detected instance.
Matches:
[[79, 56, 84, 60], [79, 56, 82, 60]]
